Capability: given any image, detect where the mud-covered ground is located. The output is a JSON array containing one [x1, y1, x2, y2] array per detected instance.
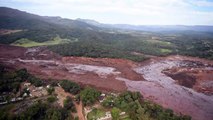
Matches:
[[0, 44, 143, 92], [163, 60, 213, 95], [119, 56, 213, 120], [0, 44, 212, 120]]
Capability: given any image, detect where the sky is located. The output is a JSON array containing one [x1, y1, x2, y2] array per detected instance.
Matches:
[[0, 0, 213, 25]]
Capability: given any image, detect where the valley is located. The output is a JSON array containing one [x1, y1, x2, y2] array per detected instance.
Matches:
[[0, 44, 212, 120], [0, 7, 213, 120]]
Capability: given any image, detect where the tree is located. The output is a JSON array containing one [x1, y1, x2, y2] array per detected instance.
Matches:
[[63, 96, 76, 112], [80, 87, 101, 106], [47, 96, 57, 103], [28, 76, 43, 87], [18, 102, 48, 120], [111, 107, 120, 120], [45, 108, 62, 120], [60, 80, 80, 95], [47, 87, 55, 95], [16, 68, 29, 80], [102, 95, 115, 108]]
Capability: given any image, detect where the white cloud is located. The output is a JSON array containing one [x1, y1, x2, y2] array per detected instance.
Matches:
[[189, 0, 213, 7], [1, 0, 213, 25]]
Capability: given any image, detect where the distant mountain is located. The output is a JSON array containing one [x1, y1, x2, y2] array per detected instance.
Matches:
[[1, 6, 212, 38], [0, 7, 50, 29], [110, 24, 213, 32], [77, 18, 213, 32], [76, 18, 101, 27], [0, 7, 98, 30], [0, 7, 102, 43]]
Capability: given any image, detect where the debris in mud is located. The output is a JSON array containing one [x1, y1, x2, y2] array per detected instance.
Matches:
[[132, 59, 213, 120], [162, 61, 213, 95], [24, 47, 61, 60], [179, 60, 213, 68], [163, 70, 196, 88], [64, 63, 121, 78]]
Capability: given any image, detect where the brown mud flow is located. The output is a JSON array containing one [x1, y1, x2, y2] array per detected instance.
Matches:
[[0, 45, 212, 120], [119, 56, 213, 120]]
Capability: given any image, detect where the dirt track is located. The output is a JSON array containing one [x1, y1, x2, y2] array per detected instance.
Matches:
[[55, 87, 85, 120], [0, 44, 213, 120]]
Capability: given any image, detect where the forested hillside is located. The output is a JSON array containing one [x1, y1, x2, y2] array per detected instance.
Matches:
[[0, 7, 212, 61]]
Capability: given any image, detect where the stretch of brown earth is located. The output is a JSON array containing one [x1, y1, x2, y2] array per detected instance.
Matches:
[[0, 44, 212, 120]]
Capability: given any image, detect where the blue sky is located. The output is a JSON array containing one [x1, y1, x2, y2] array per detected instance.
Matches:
[[0, 0, 213, 25]]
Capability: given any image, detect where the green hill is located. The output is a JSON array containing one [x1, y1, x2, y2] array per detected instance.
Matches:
[[0, 7, 212, 61]]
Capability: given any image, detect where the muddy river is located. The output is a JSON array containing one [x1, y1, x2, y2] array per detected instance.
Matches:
[[117, 57, 213, 120]]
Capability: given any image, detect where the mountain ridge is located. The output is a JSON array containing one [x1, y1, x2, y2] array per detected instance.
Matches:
[[76, 18, 213, 32], [1, 7, 213, 32]]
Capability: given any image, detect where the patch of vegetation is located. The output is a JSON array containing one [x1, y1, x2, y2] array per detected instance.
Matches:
[[47, 87, 55, 95], [27, 75, 43, 87], [80, 87, 101, 106], [0, 66, 46, 103], [60, 80, 81, 95], [47, 96, 57, 103], [147, 39, 171, 44], [0, 99, 73, 120], [113, 91, 191, 120], [87, 108, 105, 120], [163, 31, 213, 60], [47, 30, 213, 61], [0, 104, 15, 120], [47, 32, 179, 62], [17, 101, 73, 120], [0, 67, 28, 94], [160, 48, 172, 54], [48, 41, 148, 62], [63, 96, 76, 112], [101, 95, 115, 108], [11, 36, 76, 47], [111, 107, 120, 120], [0, 67, 76, 120]]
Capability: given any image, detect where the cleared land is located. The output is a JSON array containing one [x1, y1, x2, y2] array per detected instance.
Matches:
[[0, 29, 22, 35], [11, 36, 77, 47]]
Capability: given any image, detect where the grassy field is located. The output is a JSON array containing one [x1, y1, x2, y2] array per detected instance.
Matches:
[[87, 108, 106, 120], [147, 39, 171, 45], [11, 36, 77, 47], [160, 48, 172, 54]]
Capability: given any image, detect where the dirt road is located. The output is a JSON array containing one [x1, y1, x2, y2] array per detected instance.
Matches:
[[55, 87, 85, 120]]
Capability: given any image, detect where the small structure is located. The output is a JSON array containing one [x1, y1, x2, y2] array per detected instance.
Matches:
[[110, 93, 118, 97], [99, 93, 106, 103], [11, 98, 16, 102], [97, 111, 112, 120], [46, 85, 50, 88], [24, 82, 31, 87], [23, 93, 28, 97], [120, 112, 126, 115], [28, 86, 48, 97]]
